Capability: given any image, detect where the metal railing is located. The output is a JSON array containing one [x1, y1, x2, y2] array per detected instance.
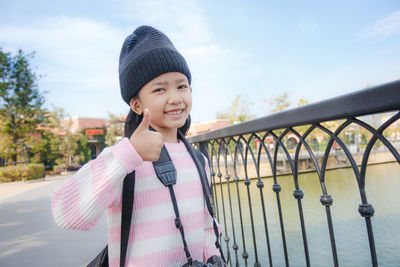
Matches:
[[188, 80, 400, 267]]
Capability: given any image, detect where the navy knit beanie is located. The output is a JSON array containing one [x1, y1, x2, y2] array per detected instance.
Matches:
[[119, 25, 192, 104]]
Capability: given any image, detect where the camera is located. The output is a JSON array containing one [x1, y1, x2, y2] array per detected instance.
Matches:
[[182, 256, 226, 267]]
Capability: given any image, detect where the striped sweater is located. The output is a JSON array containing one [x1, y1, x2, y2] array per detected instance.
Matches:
[[51, 137, 220, 267]]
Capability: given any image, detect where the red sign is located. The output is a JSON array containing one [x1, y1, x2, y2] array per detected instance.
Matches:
[[255, 137, 274, 150], [85, 129, 104, 136]]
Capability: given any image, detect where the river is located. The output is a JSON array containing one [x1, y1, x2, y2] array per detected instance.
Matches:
[[214, 162, 400, 266]]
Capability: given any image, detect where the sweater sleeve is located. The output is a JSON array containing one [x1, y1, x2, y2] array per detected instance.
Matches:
[[202, 155, 223, 260], [51, 137, 143, 231]]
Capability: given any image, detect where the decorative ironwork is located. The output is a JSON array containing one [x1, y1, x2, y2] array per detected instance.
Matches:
[[189, 80, 400, 267]]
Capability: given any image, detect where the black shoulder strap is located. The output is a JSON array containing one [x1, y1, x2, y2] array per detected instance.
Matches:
[[191, 148, 216, 219], [120, 171, 135, 267], [191, 149, 216, 215], [178, 133, 215, 217], [193, 148, 205, 167]]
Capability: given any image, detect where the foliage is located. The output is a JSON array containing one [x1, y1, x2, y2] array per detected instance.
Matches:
[[106, 112, 125, 146], [297, 98, 309, 107], [0, 48, 96, 169], [77, 133, 90, 164], [0, 48, 46, 163], [216, 94, 255, 124], [267, 93, 309, 114], [20, 106, 89, 168], [59, 130, 81, 165], [0, 163, 44, 183], [28, 130, 61, 168], [48, 108, 89, 166], [0, 133, 12, 161], [21, 107, 63, 168], [269, 93, 291, 113]]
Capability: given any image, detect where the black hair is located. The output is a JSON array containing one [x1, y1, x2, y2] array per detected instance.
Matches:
[[124, 109, 191, 138]]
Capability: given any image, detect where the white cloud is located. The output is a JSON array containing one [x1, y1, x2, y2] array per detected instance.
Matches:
[[0, 2, 257, 121], [0, 16, 125, 90], [120, 0, 257, 122], [121, 0, 210, 46], [0, 16, 132, 118], [362, 10, 400, 39]]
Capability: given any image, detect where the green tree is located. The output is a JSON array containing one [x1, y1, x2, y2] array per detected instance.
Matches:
[[0, 130, 12, 164], [48, 108, 89, 166], [106, 112, 125, 146], [0, 48, 46, 164], [27, 129, 61, 168], [216, 94, 255, 124], [77, 133, 90, 164], [297, 97, 309, 107], [22, 107, 65, 168], [269, 93, 291, 113]]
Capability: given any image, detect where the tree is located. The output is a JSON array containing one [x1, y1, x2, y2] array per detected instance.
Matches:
[[105, 112, 125, 146], [216, 94, 255, 124], [27, 128, 61, 168], [46, 107, 89, 166], [269, 93, 291, 113], [30, 107, 90, 167], [0, 48, 46, 164], [297, 97, 309, 107]]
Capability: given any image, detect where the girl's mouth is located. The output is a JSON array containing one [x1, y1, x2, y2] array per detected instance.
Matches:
[[165, 109, 184, 115]]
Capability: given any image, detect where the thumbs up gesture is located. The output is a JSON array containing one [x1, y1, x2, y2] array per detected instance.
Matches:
[[130, 109, 164, 162]]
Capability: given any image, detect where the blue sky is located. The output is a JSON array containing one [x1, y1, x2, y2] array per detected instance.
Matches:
[[1, 0, 400, 123]]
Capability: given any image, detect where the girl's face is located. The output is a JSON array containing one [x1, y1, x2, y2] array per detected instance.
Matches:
[[130, 72, 192, 138]]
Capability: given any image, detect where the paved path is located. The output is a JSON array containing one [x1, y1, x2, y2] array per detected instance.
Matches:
[[0, 174, 66, 201], [0, 174, 107, 267]]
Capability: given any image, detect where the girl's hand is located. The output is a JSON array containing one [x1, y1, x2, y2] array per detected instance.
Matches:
[[129, 109, 164, 162]]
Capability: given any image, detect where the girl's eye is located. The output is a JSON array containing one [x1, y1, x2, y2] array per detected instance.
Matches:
[[153, 88, 164, 93], [178, 85, 188, 89]]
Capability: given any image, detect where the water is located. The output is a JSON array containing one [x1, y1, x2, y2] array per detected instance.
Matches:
[[214, 162, 400, 266]]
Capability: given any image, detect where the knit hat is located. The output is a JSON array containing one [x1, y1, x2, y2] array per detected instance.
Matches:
[[119, 25, 192, 104]]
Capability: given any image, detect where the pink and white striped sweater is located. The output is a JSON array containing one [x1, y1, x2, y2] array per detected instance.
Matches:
[[51, 137, 221, 267]]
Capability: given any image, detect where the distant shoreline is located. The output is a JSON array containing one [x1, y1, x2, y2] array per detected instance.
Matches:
[[210, 151, 398, 181]]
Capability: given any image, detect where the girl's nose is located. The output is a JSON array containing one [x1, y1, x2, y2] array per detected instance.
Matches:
[[167, 92, 183, 105]]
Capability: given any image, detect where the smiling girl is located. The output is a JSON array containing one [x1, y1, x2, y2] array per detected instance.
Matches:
[[51, 25, 223, 267]]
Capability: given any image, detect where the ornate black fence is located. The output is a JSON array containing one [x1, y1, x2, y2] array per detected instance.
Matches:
[[188, 80, 400, 267]]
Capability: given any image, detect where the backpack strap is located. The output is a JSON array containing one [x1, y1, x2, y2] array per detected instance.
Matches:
[[191, 149, 215, 215], [120, 171, 135, 267]]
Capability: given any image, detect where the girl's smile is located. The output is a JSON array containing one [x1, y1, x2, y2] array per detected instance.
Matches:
[[165, 107, 186, 119], [165, 108, 184, 115]]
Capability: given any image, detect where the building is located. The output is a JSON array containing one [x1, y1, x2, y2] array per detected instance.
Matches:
[[187, 119, 231, 137], [62, 116, 107, 159]]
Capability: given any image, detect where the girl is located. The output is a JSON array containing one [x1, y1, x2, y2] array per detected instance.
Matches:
[[51, 25, 223, 267]]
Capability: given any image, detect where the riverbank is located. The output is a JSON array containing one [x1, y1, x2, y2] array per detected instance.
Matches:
[[211, 150, 398, 181]]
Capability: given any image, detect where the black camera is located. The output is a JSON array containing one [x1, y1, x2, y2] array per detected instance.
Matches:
[[182, 256, 226, 267]]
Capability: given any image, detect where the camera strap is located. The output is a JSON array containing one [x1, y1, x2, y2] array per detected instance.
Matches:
[[178, 132, 225, 263], [152, 132, 225, 265], [153, 145, 194, 264]]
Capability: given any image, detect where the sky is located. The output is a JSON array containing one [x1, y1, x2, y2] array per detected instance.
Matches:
[[1, 0, 400, 124]]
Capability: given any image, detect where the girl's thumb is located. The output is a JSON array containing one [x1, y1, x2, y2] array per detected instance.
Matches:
[[138, 108, 151, 131]]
